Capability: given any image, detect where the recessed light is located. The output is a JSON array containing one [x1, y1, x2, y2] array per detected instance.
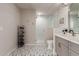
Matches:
[[36, 12, 44, 16]]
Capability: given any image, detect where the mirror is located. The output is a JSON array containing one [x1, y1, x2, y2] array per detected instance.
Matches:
[[69, 3, 79, 33]]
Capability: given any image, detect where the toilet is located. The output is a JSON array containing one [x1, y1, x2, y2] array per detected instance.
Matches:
[[47, 40, 53, 50]]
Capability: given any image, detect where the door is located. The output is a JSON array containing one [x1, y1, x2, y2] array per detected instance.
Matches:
[[36, 15, 53, 44]]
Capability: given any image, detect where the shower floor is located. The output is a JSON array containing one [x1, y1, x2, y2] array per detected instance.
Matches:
[[9, 44, 53, 56]]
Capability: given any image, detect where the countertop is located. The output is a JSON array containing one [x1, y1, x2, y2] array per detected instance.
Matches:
[[54, 29, 79, 45]]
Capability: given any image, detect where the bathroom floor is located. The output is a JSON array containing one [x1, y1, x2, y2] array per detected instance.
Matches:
[[9, 44, 53, 56]]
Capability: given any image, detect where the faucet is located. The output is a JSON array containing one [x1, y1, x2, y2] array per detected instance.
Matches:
[[69, 30, 75, 36], [62, 29, 68, 34], [62, 29, 75, 36]]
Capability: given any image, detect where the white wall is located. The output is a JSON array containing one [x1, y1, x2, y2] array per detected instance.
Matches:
[[53, 6, 69, 29], [21, 9, 36, 44], [0, 3, 20, 55]]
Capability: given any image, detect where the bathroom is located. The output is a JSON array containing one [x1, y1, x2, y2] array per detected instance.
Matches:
[[0, 3, 79, 56]]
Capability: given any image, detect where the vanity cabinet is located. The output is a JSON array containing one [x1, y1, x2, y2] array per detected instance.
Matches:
[[55, 36, 79, 56], [69, 42, 79, 56], [55, 36, 69, 56], [69, 49, 79, 56]]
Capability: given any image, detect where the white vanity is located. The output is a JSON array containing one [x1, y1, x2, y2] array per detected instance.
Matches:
[[54, 29, 79, 56]]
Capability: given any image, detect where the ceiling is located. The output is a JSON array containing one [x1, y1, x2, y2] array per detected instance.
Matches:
[[16, 3, 64, 15]]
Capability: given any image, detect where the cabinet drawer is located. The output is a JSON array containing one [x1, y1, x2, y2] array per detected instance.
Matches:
[[55, 36, 69, 47], [69, 41, 79, 54]]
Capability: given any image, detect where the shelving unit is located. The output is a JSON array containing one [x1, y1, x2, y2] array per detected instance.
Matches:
[[17, 25, 24, 48]]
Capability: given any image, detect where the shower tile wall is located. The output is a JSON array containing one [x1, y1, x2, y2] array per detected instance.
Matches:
[[36, 15, 53, 44]]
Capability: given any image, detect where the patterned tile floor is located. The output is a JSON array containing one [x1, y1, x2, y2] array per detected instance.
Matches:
[[9, 44, 53, 56]]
